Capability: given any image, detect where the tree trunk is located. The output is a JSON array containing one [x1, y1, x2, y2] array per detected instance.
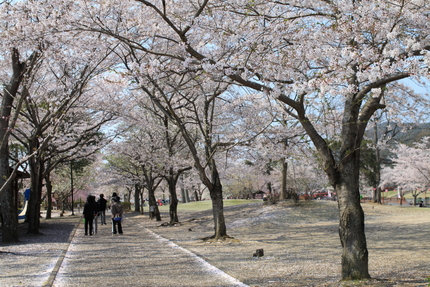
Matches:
[[181, 186, 186, 203], [180, 174, 188, 203], [372, 187, 377, 203], [0, 102, 18, 242], [336, 160, 370, 280], [27, 156, 44, 234], [280, 158, 287, 200], [372, 187, 382, 204], [185, 188, 190, 203], [372, 121, 382, 204], [376, 187, 382, 204], [413, 195, 418, 206], [0, 109, 17, 241], [45, 173, 52, 219], [209, 183, 227, 239], [169, 188, 179, 224], [0, 165, 18, 242], [70, 162, 74, 216], [134, 184, 141, 212], [295, 92, 372, 280], [167, 167, 191, 224], [147, 187, 161, 221], [0, 48, 29, 243], [167, 174, 179, 224]]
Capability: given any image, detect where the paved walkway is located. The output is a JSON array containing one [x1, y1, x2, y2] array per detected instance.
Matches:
[[52, 216, 248, 287]]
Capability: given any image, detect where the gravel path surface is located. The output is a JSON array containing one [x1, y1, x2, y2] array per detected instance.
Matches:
[[0, 214, 78, 287], [1, 201, 429, 287], [53, 216, 247, 287]]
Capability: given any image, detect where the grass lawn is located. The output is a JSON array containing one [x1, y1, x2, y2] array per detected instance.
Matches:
[[155, 199, 262, 213], [384, 189, 430, 199], [145, 199, 430, 286]]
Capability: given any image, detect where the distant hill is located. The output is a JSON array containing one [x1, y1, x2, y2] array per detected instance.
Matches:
[[365, 122, 430, 145]]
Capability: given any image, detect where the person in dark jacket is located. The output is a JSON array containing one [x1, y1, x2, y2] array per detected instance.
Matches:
[[97, 194, 108, 225], [83, 195, 98, 235], [108, 192, 121, 210]]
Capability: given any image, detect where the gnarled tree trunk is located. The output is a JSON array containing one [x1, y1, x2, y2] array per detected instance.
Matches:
[[134, 183, 141, 213], [336, 159, 370, 279], [207, 160, 227, 239], [0, 48, 28, 242], [147, 186, 161, 221], [209, 182, 226, 239], [27, 155, 44, 234], [168, 184, 179, 224], [295, 91, 373, 280]]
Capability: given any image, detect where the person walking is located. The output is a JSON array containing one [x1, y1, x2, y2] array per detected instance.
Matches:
[[83, 195, 98, 236], [111, 197, 123, 235], [111, 192, 120, 203], [97, 194, 108, 225], [108, 192, 120, 210], [91, 195, 99, 234]]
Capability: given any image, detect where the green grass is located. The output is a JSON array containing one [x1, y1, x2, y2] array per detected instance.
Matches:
[[155, 199, 262, 213], [383, 190, 429, 200]]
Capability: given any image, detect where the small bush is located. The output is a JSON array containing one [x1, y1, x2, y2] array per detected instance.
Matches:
[[263, 193, 279, 205], [291, 192, 299, 204], [121, 201, 132, 211]]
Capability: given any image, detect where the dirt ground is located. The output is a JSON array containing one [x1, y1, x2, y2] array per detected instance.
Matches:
[[1, 200, 428, 287], [138, 200, 430, 287]]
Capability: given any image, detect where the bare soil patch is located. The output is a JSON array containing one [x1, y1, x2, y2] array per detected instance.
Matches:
[[139, 200, 430, 287]]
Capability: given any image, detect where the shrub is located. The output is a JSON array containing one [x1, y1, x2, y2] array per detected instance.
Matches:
[[263, 193, 279, 205]]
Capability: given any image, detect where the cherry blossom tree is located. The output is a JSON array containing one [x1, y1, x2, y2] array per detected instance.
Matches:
[[125, 95, 194, 223], [44, 108, 114, 218], [0, 0, 120, 238], [0, 49, 41, 242], [158, 116, 193, 224], [365, 92, 430, 203], [104, 107, 193, 222], [114, 58, 273, 237], [381, 137, 430, 205], [73, 0, 430, 279], [8, 0, 428, 279], [251, 115, 311, 199], [99, 60, 197, 222], [227, 130, 329, 200], [90, 33, 274, 235], [137, 78, 239, 237], [103, 148, 145, 204], [51, 157, 99, 213], [12, 50, 117, 234], [0, 1, 45, 241], [222, 159, 268, 199]]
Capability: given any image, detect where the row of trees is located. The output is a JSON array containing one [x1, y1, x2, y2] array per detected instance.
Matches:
[[0, 2, 120, 241], [1, 0, 430, 281], [381, 137, 430, 204], [84, 0, 430, 279]]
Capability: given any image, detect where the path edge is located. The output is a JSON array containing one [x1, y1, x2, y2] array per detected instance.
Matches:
[[43, 217, 82, 287], [145, 228, 249, 287]]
